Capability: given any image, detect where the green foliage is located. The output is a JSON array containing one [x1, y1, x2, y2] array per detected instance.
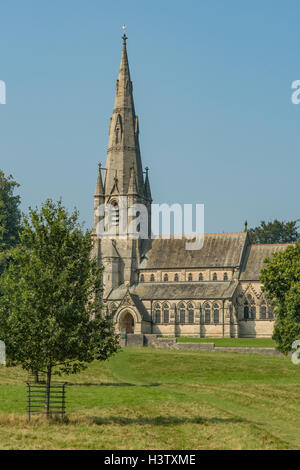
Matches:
[[260, 243, 300, 354], [0, 170, 21, 271], [248, 219, 299, 244], [0, 199, 120, 381]]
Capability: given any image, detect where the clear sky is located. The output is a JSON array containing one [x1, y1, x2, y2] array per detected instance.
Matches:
[[0, 0, 299, 233]]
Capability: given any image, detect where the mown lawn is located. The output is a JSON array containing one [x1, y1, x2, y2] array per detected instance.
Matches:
[[0, 347, 299, 450], [176, 337, 276, 347]]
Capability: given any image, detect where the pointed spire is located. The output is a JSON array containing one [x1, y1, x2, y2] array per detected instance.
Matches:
[[104, 34, 144, 196], [244, 220, 248, 232], [144, 167, 152, 201], [94, 162, 104, 196]]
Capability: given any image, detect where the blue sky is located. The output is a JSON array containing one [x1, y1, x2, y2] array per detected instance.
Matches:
[[0, 0, 299, 233]]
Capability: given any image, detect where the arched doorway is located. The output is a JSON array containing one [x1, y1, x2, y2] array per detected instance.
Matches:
[[120, 312, 135, 334]]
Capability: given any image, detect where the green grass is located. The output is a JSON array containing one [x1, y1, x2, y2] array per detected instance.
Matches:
[[176, 337, 276, 348], [0, 347, 299, 450]]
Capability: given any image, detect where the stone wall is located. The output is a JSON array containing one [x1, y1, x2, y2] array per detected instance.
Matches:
[[124, 334, 282, 356]]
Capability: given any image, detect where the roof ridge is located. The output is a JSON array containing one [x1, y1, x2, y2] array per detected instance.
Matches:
[[152, 232, 245, 239], [251, 242, 296, 246]]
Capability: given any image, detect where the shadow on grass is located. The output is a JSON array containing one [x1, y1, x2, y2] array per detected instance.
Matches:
[[91, 415, 250, 426], [67, 382, 162, 388]]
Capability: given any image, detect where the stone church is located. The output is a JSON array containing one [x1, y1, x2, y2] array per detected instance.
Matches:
[[92, 34, 288, 338]]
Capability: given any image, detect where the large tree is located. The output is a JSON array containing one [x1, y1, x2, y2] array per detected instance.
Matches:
[[248, 219, 299, 244], [0, 199, 120, 415], [0, 170, 21, 271], [260, 243, 300, 355]]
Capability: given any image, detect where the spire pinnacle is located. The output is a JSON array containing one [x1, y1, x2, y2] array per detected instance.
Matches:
[[144, 166, 152, 201], [94, 162, 104, 197]]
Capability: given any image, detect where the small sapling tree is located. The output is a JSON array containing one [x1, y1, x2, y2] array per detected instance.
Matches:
[[0, 199, 120, 415]]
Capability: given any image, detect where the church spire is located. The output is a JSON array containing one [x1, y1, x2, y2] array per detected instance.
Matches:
[[104, 34, 144, 197]]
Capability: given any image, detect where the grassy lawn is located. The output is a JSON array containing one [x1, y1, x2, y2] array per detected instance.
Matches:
[[0, 347, 299, 450], [176, 337, 276, 348]]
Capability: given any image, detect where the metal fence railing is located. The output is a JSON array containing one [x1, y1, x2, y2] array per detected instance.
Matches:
[[26, 382, 67, 420]]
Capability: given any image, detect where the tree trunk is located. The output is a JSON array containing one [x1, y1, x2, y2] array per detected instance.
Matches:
[[34, 371, 39, 384], [45, 366, 52, 417]]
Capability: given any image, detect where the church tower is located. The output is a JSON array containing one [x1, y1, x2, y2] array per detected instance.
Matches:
[[93, 34, 152, 298]]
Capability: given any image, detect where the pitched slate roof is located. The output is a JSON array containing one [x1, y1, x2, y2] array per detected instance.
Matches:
[[240, 243, 292, 281], [108, 280, 238, 301], [139, 233, 248, 269]]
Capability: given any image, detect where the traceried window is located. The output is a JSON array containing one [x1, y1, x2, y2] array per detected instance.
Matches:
[[260, 301, 267, 320], [204, 302, 211, 324], [187, 302, 194, 324], [188, 273, 193, 282], [223, 272, 228, 281], [178, 302, 185, 324], [213, 302, 219, 323], [140, 274, 144, 282], [150, 274, 155, 282], [163, 303, 169, 323], [199, 273, 203, 281], [213, 272, 217, 281], [164, 273, 168, 282], [174, 273, 179, 282], [154, 303, 161, 323]]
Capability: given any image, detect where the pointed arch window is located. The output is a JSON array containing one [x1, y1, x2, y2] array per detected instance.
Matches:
[[187, 302, 194, 324], [213, 273, 217, 281], [268, 304, 274, 319], [110, 303, 118, 315], [178, 302, 185, 324], [244, 301, 249, 320], [163, 273, 168, 282], [163, 303, 169, 323], [188, 273, 193, 282], [154, 303, 161, 324], [150, 274, 155, 282], [199, 273, 203, 281], [213, 302, 220, 323], [250, 300, 256, 320], [204, 303, 211, 324], [174, 273, 179, 282], [223, 273, 228, 281], [140, 274, 144, 283], [260, 301, 267, 320]]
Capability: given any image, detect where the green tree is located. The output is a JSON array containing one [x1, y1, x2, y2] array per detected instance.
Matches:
[[0, 170, 21, 271], [0, 199, 120, 415], [260, 243, 300, 354], [248, 219, 299, 244]]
